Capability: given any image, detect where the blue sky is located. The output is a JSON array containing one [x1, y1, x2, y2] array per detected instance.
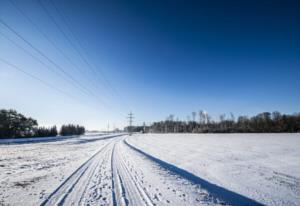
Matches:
[[1, 0, 300, 130]]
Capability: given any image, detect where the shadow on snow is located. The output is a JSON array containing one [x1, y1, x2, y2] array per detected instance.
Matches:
[[124, 139, 265, 206]]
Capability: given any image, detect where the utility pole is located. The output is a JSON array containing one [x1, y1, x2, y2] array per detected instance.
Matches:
[[127, 112, 134, 135]]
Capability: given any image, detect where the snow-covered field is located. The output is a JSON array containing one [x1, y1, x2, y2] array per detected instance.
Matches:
[[0, 133, 299, 205], [128, 133, 300, 206]]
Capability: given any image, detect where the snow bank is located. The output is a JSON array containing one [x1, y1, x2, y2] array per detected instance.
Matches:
[[0, 135, 78, 144]]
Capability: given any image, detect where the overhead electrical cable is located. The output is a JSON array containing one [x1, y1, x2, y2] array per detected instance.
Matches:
[[0, 57, 109, 111], [0, 18, 109, 108], [45, 0, 131, 110], [8, 0, 111, 100], [0, 57, 78, 102], [38, 0, 119, 106]]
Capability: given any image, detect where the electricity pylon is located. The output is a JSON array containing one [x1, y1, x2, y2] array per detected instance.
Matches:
[[127, 112, 134, 135]]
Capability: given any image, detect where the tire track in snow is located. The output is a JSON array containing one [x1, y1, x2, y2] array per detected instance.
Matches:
[[112, 142, 130, 206], [124, 138, 265, 206], [118, 139, 218, 205], [112, 138, 226, 205], [78, 144, 112, 205], [112, 141, 153, 206], [39, 134, 263, 206], [40, 139, 115, 206], [111, 143, 118, 206]]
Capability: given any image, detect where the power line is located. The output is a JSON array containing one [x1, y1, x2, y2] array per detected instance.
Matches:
[[0, 30, 90, 100], [0, 19, 89, 95], [0, 57, 78, 102], [1, 1, 127, 118], [0, 31, 53, 73], [8, 0, 113, 103], [37, 0, 100, 81], [8, 0, 101, 92], [37, 0, 121, 107], [0, 18, 109, 108], [0, 57, 108, 112], [0, 33, 125, 117], [48, 0, 131, 110], [49, 0, 115, 86], [0, 30, 83, 94]]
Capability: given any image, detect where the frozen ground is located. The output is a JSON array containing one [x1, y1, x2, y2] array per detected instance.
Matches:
[[0, 133, 299, 205], [128, 133, 300, 206]]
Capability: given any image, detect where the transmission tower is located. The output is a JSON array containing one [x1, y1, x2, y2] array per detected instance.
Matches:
[[127, 112, 134, 135]]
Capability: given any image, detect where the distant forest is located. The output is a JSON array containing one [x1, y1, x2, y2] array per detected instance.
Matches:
[[0, 109, 85, 138], [128, 111, 300, 133]]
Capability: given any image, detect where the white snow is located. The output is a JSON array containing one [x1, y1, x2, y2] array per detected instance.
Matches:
[[127, 133, 300, 206], [0, 134, 121, 205], [0, 133, 299, 206]]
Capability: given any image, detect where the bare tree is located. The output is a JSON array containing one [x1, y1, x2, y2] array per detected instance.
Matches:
[[199, 110, 205, 124], [220, 114, 226, 122], [187, 115, 191, 123], [192, 111, 196, 122], [147, 111, 300, 133], [219, 114, 226, 130], [230, 112, 235, 122], [203, 111, 209, 124]]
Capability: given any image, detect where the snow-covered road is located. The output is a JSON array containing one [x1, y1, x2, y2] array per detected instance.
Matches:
[[1, 133, 298, 205]]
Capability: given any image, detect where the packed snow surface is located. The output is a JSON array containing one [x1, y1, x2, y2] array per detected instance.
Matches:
[[0, 133, 299, 205]]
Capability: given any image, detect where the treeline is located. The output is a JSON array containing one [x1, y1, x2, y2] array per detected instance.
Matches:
[[148, 111, 300, 133], [124, 125, 145, 133], [60, 124, 85, 136], [35, 126, 58, 137], [0, 109, 85, 138]]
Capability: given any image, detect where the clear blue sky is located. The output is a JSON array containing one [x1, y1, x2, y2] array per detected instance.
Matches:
[[1, 0, 300, 130]]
